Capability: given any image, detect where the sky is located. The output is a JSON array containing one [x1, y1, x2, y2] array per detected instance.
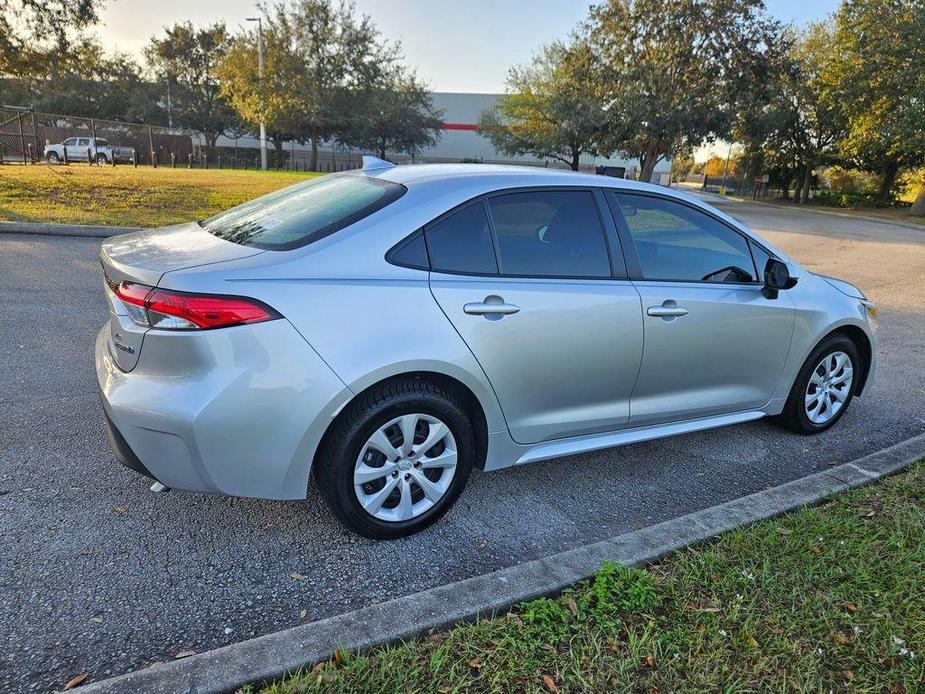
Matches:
[[99, 0, 840, 93]]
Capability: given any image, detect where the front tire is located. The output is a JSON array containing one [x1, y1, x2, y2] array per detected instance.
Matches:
[[314, 379, 475, 539], [46, 152, 60, 163], [776, 334, 859, 434], [95, 153, 109, 164]]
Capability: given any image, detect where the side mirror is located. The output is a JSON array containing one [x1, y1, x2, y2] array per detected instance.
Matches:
[[763, 258, 798, 299]]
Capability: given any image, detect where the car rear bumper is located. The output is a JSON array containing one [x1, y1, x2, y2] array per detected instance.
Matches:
[[95, 319, 352, 500]]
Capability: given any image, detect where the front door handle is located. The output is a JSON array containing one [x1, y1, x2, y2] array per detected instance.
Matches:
[[647, 300, 688, 318], [464, 295, 520, 317]]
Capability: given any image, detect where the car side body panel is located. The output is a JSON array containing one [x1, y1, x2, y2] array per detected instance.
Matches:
[[97, 164, 877, 502]]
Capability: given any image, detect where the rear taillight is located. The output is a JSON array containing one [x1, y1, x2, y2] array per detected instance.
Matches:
[[109, 279, 280, 330]]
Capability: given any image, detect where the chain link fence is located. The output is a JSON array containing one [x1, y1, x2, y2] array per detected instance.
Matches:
[[0, 106, 368, 171]]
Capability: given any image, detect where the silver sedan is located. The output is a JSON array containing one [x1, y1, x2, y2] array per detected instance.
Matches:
[[95, 159, 877, 538]]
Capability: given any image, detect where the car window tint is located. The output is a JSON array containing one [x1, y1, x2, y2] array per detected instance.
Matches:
[[750, 242, 772, 282], [201, 174, 406, 250], [487, 190, 611, 278], [387, 231, 429, 269], [425, 202, 498, 274], [77, 138, 90, 146], [63, 138, 77, 146], [615, 194, 757, 282]]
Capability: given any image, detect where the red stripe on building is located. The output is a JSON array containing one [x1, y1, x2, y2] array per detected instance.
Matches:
[[441, 122, 479, 131]]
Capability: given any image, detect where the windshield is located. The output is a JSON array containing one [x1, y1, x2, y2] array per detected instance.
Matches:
[[200, 174, 406, 250]]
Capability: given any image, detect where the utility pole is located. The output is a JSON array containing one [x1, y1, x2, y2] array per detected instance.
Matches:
[[246, 16, 268, 171]]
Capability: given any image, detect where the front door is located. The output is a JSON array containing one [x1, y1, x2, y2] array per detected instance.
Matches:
[[426, 189, 644, 444], [609, 192, 795, 426]]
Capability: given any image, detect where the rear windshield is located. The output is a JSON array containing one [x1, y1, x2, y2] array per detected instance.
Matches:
[[201, 174, 406, 250]]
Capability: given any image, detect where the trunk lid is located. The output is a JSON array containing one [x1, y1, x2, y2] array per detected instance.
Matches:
[[100, 223, 265, 371], [100, 222, 264, 286]]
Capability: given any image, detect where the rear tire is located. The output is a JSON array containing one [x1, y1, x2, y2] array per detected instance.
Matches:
[[776, 334, 860, 434], [96, 153, 109, 164], [314, 379, 475, 539]]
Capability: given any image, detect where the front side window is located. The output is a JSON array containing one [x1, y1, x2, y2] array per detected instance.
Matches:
[[614, 193, 757, 283], [424, 201, 498, 275], [63, 138, 77, 146], [487, 191, 612, 278], [202, 174, 406, 250]]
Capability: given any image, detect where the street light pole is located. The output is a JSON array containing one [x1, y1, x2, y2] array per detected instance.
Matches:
[[246, 16, 268, 171]]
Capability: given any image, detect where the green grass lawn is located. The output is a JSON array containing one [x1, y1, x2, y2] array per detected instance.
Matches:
[[0, 164, 320, 228], [254, 463, 924, 693]]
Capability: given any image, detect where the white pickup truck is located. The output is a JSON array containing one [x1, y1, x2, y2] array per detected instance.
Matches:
[[44, 137, 134, 164]]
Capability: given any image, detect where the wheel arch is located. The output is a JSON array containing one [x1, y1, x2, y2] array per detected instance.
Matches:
[[826, 324, 873, 396], [315, 370, 493, 475]]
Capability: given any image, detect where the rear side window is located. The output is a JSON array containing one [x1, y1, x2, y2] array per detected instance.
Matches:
[[487, 191, 611, 278], [425, 202, 498, 275], [614, 193, 757, 283], [201, 174, 406, 250]]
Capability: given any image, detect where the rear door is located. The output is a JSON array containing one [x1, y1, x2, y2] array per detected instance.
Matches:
[[608, 191, 794, 426], [428, 188, 644, 444]]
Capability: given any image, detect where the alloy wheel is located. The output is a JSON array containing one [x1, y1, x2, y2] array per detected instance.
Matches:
[[804, 350, 853, 425], [353, 413, 458, 522]]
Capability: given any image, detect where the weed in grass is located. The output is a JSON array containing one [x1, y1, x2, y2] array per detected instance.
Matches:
[[253, 463, 924, 693]]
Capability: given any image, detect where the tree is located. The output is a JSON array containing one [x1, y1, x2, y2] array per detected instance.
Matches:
[[218, 0, 398, 170], [670, 151, 695, 180], [338, 66, 443, 159], [0, 0, 101, 79], [731, 23, 843, 203], [478, 40, 612, 171], [146, 22, 236, 150], [827, 0, 925, 212], [586, 0, 782, 182], [2, 38, 161, 123]]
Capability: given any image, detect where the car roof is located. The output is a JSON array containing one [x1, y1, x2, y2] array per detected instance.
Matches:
[[375, 162, 659, 191]]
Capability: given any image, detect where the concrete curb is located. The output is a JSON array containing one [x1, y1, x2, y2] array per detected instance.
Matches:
[[0, 221, 138, 238], [74, 432, 925, 694]]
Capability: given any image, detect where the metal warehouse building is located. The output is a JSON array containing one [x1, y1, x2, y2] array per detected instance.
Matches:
[[217, 92, 665, 178]]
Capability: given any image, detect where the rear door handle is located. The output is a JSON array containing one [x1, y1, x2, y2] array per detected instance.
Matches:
[[647, 300, 688, 318], [464, 295, 520, 317]]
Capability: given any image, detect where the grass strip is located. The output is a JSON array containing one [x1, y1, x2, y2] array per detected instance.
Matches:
[[255, 462, 924, 693], [0, 165, 319, 228]]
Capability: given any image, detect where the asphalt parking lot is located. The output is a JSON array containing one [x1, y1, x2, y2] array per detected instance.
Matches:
[[2, 196, 924, 692]]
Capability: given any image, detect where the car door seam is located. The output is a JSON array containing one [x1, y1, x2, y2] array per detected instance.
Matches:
[[426, 272, 513, 435]]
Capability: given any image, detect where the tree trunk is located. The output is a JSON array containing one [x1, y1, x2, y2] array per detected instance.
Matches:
[[310, 127, 319, 172], [910, 180, 925, 217], [800, 164, 812, 204], [793, 166, 804, 203], [570, 149, 580, 172], [877, 159, 899, 205], [639, 150, 659, 183]]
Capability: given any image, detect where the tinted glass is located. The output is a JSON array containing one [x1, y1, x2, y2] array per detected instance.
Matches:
[[77, 138, 90, 146], [388, 231, 429, 269], [615, 194, 757, 282], [750, 242, 772, 282], [201, 174, 406, 250], [63, 138, 77, 146], [425, 202, 498, 274], [487, 191, 611, 277]]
